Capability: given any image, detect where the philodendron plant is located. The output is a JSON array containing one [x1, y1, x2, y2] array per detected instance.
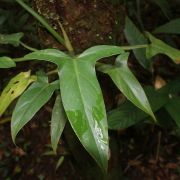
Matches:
[[0, 0, 180, 172]]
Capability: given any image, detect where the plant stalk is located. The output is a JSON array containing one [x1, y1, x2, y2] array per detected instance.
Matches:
[[15, 0, 65, 47], [121, 44, 148, 50], [20, 42, 38, 52]]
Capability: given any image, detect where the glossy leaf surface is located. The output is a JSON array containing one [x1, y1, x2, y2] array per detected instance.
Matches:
[[78, 45, 124, 64], [59, 59, 109, 171], [0, 71, 36, 116], [0, 32, 24, 46], [17, 45, 124, 67], [146, 32, 180, 63], [154, 18, 180, 34], [51, 94, 67, 153], [124, 17, 150, 69], [98, 53, 155, 120], [0, 56, 16, 68], [11, 80, 59, 143], [22, 49, 71, 66]]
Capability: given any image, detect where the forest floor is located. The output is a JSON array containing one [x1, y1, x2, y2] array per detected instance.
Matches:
[[0, 0, 180, 179]]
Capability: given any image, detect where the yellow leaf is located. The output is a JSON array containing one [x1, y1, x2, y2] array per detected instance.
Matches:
[[0, 71, 36, 116]]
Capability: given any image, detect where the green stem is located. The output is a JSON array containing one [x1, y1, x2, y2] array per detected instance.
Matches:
[[20, 41, 38, 52], [15, 0, 65, 47], [121, 44, 148, 50], [13, 57, 26, 62]]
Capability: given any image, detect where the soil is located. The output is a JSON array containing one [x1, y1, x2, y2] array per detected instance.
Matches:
[[0, 0, 180, 179]]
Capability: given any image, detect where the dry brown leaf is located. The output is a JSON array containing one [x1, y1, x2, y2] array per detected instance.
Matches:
[[154, 75, 166, 89]]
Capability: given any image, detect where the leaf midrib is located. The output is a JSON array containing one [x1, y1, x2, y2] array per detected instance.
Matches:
[[152, 43, 179, 59], [109, 68, 151, 115], [72, 60, 104, 163]]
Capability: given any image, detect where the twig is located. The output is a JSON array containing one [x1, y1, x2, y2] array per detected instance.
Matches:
[[124, 154, 143, 173], [155, 131, 162, 163]]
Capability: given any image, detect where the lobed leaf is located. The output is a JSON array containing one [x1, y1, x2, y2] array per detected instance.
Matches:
[[146, 32, 180, 63], [98, 52, 155, 121], [22, 49, 71, 66], [11, 80, 59, 143], [0, 56, 16, 68], [0, 32, 24, 46], [51, 94, 67, 153], [0, 71, 36, 116]]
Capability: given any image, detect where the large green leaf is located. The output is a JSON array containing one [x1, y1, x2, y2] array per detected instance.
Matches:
[[98, 53, 155, 121], [0, 71, 36, 116], [11, 80, 59, 143], [124, 17, 150, 69], [165, 98, 180, 128], [51, 94, 67, 153], [78, 45, 124, 64], [154, 18, 180, 34], [0, 32, 24, 46], [15, 49, 72, 66], [59, 59, 109, 172], [108, 86, 169, 129], [0, 56, 16, 68], [14, 46, 124, 67], [146, 32, 180, 63]]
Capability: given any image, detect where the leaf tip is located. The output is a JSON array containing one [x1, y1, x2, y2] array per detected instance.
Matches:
[[152, 113, 157, 123], [11, 121, 18, 145], [11, 131, 17, 145], [51, 144, 57, 155]]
